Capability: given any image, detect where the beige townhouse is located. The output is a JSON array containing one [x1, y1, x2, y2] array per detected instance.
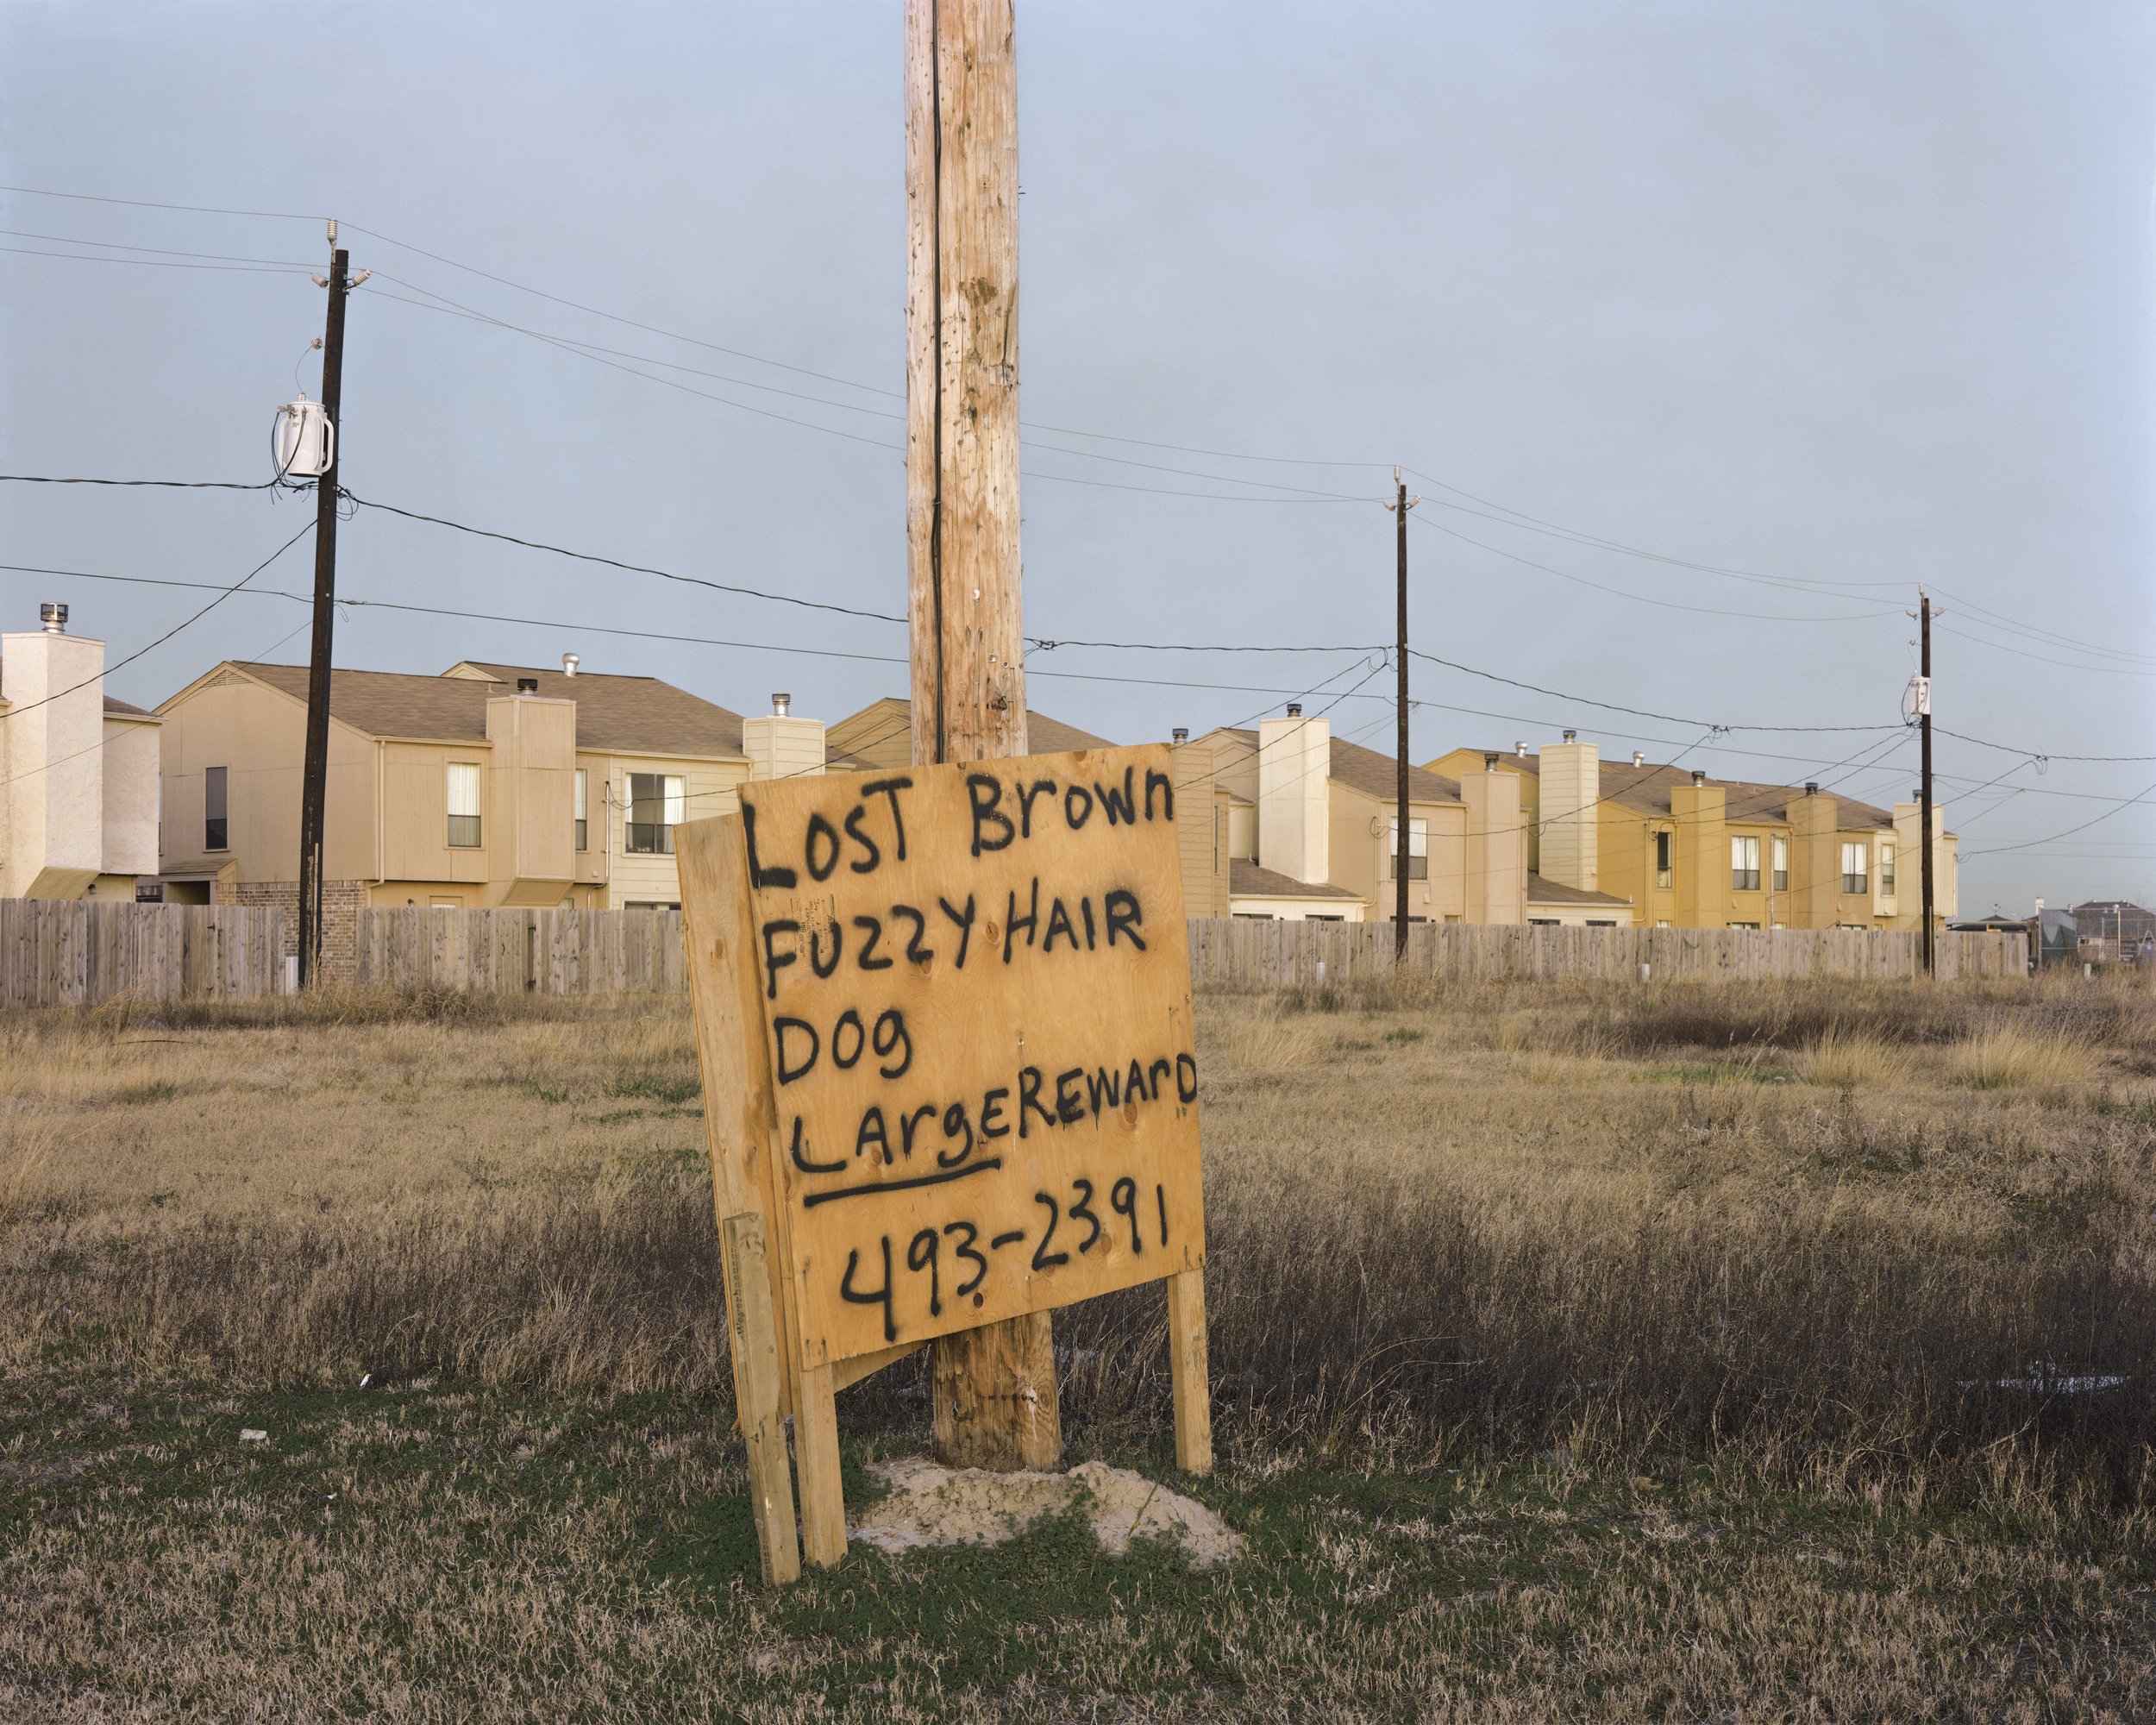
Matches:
[[0, 603, 160, 901], [153, 656, 825, 964], [1426, 733, 1957, 932], [1193, 707, 1612, 925]]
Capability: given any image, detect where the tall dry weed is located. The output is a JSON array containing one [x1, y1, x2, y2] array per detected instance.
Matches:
[[1952, 1025, 2098, 1090], [1794, 1028, 1910, 1088]]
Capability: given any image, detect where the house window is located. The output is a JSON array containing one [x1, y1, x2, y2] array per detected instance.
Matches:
[[1771, 835, 1789, 893], [1840, 840, 1869, 895], [1655, 830, 1673, 889], [574, 768, 589, 853], [1731, 834, 1760, 893], [1527, 918, 1560, 926], [1728, 920, 1761, 930], [204, 765, 229, 852], [1879, 842, 1896, 894], [627, 772, 686, 855], [447, 762, 482, 848], [1388, 817, 1428, 880]]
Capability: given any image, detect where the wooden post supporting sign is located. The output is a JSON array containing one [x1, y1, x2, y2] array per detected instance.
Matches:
[[905, 0, 1061, 1472]]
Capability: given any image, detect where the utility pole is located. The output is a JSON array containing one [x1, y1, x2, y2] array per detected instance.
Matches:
[[1386, 471, 1418, 956], [906, 0, 1059, 1472], [1917, 587, 1935, 976], [297, 227, 350, 988]]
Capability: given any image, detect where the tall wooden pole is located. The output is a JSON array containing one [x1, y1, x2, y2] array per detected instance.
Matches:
[[1393, 470, 1410, 955], [298, 233, 350, 988], [1919, 588, 1934, 976], [906, 0, 1062, 1471]]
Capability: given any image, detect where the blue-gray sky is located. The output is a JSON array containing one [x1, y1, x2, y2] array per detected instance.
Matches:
[[3, 1, 2149, 911]]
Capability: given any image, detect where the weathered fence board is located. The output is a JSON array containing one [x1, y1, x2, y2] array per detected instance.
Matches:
[[0, 900, 286, 1008], [354, 906, 688, 995]]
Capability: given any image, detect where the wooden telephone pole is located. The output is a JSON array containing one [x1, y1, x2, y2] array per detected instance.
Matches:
[[1388, 472, 1417, 956], [906, 0, 1062, 1471], [297, 230, 351, 987], [1918, 588, 1935, 975]]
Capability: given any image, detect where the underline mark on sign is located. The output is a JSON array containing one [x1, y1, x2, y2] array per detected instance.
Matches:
[[799, 1157, 1006, 1209]]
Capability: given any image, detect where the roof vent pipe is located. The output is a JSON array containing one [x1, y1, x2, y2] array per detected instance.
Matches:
[[1285, 702, 1302, 718], [1563, 729, 1577, 743], [1483, 751, 1499, 770], [1632, 751, 1645, 767], [517, 677, 538, 695], [1514, 740, 1527, 757], [40, 602, 66, 634], [1172, 727, 1188, 744], [772, 693, 791, 717], [1805, 781, 1820, 794], [1690, 769, 1706, 786], [561, 653, 579, 677]]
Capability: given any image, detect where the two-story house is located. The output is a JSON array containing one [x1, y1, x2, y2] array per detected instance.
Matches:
[[0, 603, 160, 900], [1426, 734, 1957, 932], [152, 656, 825, 966], [1193, 707, 1616, 925]]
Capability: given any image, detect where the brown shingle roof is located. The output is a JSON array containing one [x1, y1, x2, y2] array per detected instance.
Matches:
[[228, 662, 747, 756], [1483, 750, 1896, 830], [825, 697, 1114, 770], [1219, 728, 1461, 806], [102, 694, 154, 718], [453, 662, 746, 756], [1229, 859, 1364, 901], [1526, 871, 1633, 907]]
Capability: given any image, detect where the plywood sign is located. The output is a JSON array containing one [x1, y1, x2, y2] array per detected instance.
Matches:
[[733, 743, 1204, 1371]]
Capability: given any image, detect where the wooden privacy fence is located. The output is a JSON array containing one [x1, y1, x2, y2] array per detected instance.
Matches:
[[1185, 919, 2028, 988], [0, 900, 287, 1007], [351, 909, 2025, 996], [354, 906, 688, 995]]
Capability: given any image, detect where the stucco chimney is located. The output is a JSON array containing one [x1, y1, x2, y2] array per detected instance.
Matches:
[[1257, 708, 1330, 884], [1, 616, 106, 896], [744, 695, 825, 781], [1538, 734, 1600, 891]]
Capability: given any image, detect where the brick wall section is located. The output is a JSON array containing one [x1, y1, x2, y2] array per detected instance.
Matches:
[[215, 878, 366, 982]]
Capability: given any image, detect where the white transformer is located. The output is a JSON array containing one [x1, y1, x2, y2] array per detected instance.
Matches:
[[273, 398, 335, 478]]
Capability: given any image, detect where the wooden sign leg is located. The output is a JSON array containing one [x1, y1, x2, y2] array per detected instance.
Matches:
[[1165, 1269, 1213, 1476], [795, 1361, 848, 1568], [721, 1212, 799, 1586]]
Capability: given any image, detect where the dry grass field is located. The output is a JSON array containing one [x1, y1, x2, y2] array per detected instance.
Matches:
[[3, 974, 2155, 1719]]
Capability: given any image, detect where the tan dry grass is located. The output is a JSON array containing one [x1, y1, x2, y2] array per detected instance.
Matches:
[[1793, 1027, 1912, 1088], [1952, 1022, 2101, 1090], [2, 975, 2153, 1505]]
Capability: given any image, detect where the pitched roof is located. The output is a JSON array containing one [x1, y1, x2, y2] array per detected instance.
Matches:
[[220, 662, 747, 756], [1229, 859, 1364, 901], [451, 662, 746, 756], [1218, 728, 1461, 806], [825, 697, 1115, 770], [1473, 750, 1896, 830], [1526, 871, 1633, 907], [102, 694, 154, 718]]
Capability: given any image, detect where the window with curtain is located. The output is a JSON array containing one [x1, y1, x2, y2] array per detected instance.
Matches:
[[1771, 835, 1789, 893], [574, 768, 588, 853], [1730, 834, 1760, 892], [204, 766, 228, 852], [1879, 842, 1896, 894], [1387, 817, 1428, 880], [447, 762, 481, 848], [1840, 840, 1869, 895], [1655, 830, 1673, 888], [627, 772, 686, 854]]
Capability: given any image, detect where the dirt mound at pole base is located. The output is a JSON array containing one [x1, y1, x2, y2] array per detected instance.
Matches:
[[849, 1456, 1242, 1566]]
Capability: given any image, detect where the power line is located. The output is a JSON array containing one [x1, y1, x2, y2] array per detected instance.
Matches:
[[1962, 777, 2156, 860], [0, 243, 312, 277], [1407, 648, 1894, 734], [0, 226, 318, 268], [0, 473, 287, 492]]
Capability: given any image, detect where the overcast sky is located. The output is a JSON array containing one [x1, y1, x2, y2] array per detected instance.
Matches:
[[2, 1, 2149, 911]]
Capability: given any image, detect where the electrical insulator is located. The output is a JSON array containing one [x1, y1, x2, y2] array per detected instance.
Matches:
[[273, 398, 334, 478]]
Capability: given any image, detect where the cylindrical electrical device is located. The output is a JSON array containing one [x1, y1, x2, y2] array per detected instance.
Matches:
[[273, 398, 334, 478]]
